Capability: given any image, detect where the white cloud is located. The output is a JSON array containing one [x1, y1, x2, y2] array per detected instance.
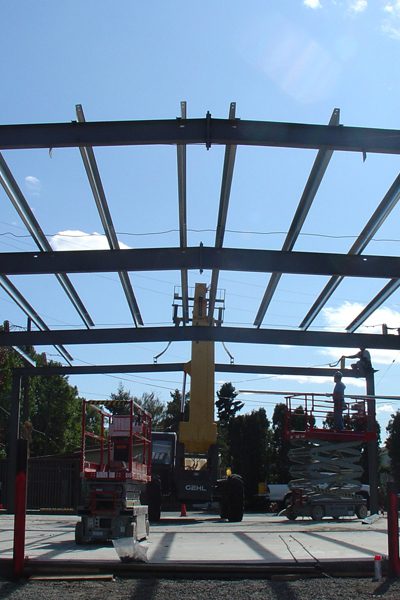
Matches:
[[349, 0, 367, 12], [382, 1, 400, 38], [384, 1, 400, 15], [304, 0, 322, 8], [25, 175, 41, 195], [50, 230, 131, 251], [319, 301, 400, 366], [377, 403, 396, 414]]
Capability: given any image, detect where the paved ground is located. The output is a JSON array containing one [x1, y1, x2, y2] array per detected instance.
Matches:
[[0, 511, 390, 566]]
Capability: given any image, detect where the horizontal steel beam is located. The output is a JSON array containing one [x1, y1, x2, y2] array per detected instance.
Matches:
[[13, 362, 358, 378], [1, 326, 399, 350], [2, 118, 400, 154], [2, 246, 400, 278]]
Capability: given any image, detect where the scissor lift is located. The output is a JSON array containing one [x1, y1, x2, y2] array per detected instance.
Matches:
[[75, 399, 152, 544], [283, 393, 376, 520]]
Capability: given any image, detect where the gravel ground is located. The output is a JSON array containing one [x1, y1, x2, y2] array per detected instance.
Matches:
[[1, 577, 400, 599]]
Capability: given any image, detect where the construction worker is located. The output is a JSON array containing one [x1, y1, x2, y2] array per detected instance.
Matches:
[[333, 371, 346, 431], [345, 348, 373, 376]]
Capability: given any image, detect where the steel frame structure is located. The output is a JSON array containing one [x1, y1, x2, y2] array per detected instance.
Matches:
[[2, 105, 400, 526], [1, 107, 400, 352]]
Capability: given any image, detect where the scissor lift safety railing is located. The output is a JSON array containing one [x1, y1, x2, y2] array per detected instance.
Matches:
[[81, 399, 152, 484], [284, 392, 377, 443]]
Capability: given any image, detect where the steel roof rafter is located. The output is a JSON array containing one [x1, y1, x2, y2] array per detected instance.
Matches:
[[346, 279, 400, 332], [75, 104, 143, 327], [0, 274, 72, 364], [254, 108, 340, 327], [0, 152, 93, 331], [177, 101, 189, 323], [13, 363, 359, 379], [208, 102, 237, 321], [300, 169, 400, 330]]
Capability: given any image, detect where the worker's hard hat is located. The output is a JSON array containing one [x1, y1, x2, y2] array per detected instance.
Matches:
[[334, 371, 342, 378]]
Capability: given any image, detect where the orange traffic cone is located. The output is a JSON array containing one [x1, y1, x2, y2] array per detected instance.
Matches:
[[180, 503, 187, 517]]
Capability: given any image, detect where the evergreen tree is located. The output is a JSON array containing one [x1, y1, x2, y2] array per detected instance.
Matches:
[[216, 382, 244, 471], [136, 391, 166, 429], [227, 408, 269, 504], [108, 383, 166, 428], [163, 388, 189, 432], [216, 382, 244, 426], [386, 411, 400, 485], [270, 402, 291, 483]]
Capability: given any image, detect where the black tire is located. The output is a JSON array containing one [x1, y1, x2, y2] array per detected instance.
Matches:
[[75, 521, 84, 545], [311, 504, 325, 521], [286, 510, 297, 521], [356, 504, 368, 519], [147, 476, 162, 522], [284, 494, 293, 508], [219, 480, 229, 519]]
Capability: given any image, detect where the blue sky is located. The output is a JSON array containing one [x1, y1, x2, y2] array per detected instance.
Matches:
[[2, 1, 400, 438]]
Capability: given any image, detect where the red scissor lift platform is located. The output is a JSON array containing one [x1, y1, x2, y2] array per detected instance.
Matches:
[[75, 399, 152, 544], [283, 393, 376, 521]]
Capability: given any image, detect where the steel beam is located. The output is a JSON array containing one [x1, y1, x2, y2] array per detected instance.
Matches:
[[0, 152, 93, 329], [0, 275, 72, 363], [346, 279, 400, 332], [2, 117, 400, 154], [76, 105, 143, 326], [254, 109, 340, 327], [13, 362, 358, 378], [177, 101, 189, 323], [300, 170, 400, 330], [208, 102, 237, 319], [1, 326, 399, 350], [3, 246, 400, 279]]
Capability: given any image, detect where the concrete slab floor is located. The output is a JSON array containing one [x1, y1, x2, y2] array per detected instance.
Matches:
[[0, 512, 390, 565]]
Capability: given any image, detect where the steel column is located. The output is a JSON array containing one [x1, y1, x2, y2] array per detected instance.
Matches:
[[7, 373, 22, 513], [366, 371, 379, 515]]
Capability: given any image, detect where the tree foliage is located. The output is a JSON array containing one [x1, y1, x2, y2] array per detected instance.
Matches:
[[0, 343, 83, 457], [163, 388, 190, 432], [216, 382, 244, 426], [269, 403, 291, 483], [386, 411, 400, 485], [108, 383, 166, 428], [227, 408, 269, 503]]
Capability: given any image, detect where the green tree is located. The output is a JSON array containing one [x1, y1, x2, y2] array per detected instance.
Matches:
[[386, 411, 400, 485], [227, 408, 269, 504], [109, 382, 133, 414], [270, 403, 291, 483], [108, 384, 166, 428], [163, 388, 189, 432], [136, 391, 166, 430], [0, 342, 83, 457], [29, 363, 83, 456], [216, 382, 244, 471], [216, 382, 244, 426]]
